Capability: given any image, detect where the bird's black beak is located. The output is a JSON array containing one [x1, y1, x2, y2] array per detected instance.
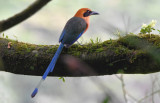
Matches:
[[90, 11, 99, 15]]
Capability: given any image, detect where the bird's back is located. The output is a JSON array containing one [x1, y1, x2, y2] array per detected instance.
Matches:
[[59, 17, 87, 47]]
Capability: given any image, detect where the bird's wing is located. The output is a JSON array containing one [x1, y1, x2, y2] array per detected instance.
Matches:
[[59, 29, 66, 43], [59, 17, 87, 46]]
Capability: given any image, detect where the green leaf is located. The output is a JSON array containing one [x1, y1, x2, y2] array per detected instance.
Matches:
[[59, 77, 65, 82], [62, 78, 65, 82], [157, 29, 160, 34], [103, 97, 109, 103], [90, 38, 94, 44], [140, 21, 156, 34], [109, 38, 112, 44]]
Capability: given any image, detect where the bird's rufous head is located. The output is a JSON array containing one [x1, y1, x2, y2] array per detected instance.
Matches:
[[74, 8, 99, 32], [74, 8, 99, 19]]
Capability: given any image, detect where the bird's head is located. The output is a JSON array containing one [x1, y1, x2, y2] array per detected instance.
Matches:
[[74, 8, 99, 19], [74, 8, 99, 32]]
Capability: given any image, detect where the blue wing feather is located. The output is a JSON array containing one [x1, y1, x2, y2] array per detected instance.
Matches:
[[59, 29, 66, 43], [69, 30, 84, 45]]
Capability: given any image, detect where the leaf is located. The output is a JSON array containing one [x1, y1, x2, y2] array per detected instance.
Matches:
[[59, 77, 65, 83], [103, 97, 109, 103], [62, 78, 65, 82], [90, 38, 94, 44]]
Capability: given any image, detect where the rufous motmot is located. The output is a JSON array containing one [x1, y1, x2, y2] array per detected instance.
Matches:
[[31, 8, 99, 98]]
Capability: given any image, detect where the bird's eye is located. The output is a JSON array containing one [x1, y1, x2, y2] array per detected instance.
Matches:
[[83, 10, 92, 17], [87, 10, 92, 13]]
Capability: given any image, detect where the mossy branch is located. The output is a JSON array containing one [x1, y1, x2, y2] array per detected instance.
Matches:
[[0, 34, 160, 77], [0, 0, 51, 32]]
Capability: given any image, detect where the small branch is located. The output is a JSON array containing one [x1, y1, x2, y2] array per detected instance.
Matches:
[[151, 75, 156, 103], [126, 92, 138, 102], [0, 0, 51, 32], [138, 90, 160, 103], [115, 74, 138, 102], [120, 75, 128, 103]]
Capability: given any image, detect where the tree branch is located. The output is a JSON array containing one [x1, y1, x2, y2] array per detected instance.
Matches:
[[0, 0, 51, 32], [0, 34, 160, 77]]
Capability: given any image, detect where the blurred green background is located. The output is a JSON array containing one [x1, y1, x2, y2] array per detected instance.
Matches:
[[1, 0, 160, 44], [1, 0, 160, 103]]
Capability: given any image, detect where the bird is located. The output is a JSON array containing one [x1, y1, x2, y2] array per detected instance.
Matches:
[[31, 8, 99, 98]]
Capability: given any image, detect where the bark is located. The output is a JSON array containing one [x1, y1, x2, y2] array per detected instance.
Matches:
[[0, 34, 160, 77]]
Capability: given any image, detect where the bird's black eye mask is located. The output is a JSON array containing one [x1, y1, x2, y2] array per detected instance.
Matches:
[[83, 10, 92, 17]]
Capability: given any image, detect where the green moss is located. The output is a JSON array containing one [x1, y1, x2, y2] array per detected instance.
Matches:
[[46, 46, 58, 53], [124, 67, 127, 70], [1, 34, 160, 75], [96, 48, 104, 52], [30, 66, 34, 70], [73, 51, 81, 56], [109, 63, 113, 66], [35, 53, 38, 57], [117, 69, 124, 74]]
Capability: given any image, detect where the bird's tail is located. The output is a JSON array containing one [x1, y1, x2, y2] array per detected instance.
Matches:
[[43, 43, 64, 79], [31, 43, 64, 98]]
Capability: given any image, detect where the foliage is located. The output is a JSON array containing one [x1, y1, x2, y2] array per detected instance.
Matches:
[[140, 20, 157, 34], [102, 97, 109, 103], [157, 29, 160, 34], [59, 77, 65, 82], [90, 37, 101, 45], [2, 33, 4, 38], [1, 33, 9, 39], [114, 29, 121, 38]]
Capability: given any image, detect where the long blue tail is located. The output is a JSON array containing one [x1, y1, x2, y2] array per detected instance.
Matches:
[[43, 43, 64, 79], [31, 43, 64, 98]]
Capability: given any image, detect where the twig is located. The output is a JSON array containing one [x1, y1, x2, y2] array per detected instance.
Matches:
[[115, 74, 138, 102], [116, 74, 128, 103], [109, 59, 126, 65], [120, 75, 128, 103], [115, 74, 121, 80], [138, 90, 160, 103], [126, 92, 138, 102], [151, 74, 156, 103]]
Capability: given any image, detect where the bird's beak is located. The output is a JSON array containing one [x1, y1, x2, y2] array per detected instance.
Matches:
[[90, 11, 99, 15]]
